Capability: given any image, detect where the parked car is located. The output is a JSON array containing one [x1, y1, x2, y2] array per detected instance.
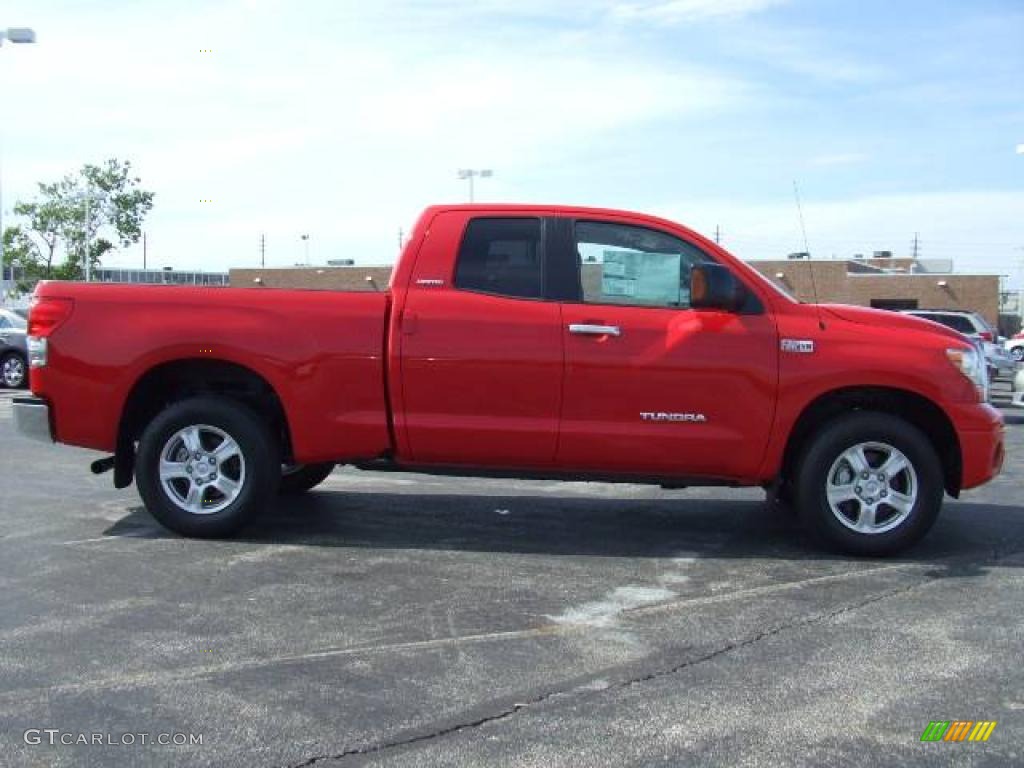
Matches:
[[1006, 332, 1024, 363], [1013, 368, 1024, 409], [14, 204, 1004, 556], [0, 308, 29, 389], [902, 309, 1016, 377]]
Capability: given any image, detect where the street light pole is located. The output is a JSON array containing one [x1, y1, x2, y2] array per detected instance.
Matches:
[[457, 169, 493, 202], [0, 27, 37, 295], [83, 184, 91, 282]]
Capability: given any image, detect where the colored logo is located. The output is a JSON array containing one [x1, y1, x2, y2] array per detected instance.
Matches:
[[921, 721, 997, 742]]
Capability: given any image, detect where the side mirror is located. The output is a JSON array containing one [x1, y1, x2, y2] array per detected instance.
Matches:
[[690, 263, 749, 312]]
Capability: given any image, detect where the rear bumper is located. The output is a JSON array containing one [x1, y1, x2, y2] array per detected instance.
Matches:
[[13, 396, 54, 443], [950, 401, 1004, 490]]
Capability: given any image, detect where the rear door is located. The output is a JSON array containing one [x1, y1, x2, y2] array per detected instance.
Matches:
[[398, 212, 565, 467], [555, 217, 778, 479]]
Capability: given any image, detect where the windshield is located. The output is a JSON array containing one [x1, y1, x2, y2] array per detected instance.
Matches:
[[744, 266, 799, 303], [1, 310, 27, 330]]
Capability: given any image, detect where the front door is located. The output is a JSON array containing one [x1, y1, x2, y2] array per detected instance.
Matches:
[[556, 217, 778, 479]]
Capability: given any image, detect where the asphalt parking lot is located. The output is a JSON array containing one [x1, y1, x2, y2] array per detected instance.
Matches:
[[1, 386, 1022, 767]]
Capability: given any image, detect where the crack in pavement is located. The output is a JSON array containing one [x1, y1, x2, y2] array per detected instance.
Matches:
[[279, 559, 971, 768], [0, 560, 927, 705]]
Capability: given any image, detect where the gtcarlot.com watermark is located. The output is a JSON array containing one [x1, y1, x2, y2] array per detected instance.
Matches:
[[24, 729, 203, 747]]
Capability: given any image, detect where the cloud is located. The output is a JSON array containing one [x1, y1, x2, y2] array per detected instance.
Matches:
[[610, 0, 786, 24], [3, 0, 759, 272], [810, 153, 869, 167]]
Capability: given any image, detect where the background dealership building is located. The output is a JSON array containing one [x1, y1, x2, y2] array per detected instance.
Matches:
[[230, 254, 1016, 333], [4, 252, 1016, 335]]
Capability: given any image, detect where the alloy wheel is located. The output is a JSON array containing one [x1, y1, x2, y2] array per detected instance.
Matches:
[[158, 424, 246, 515], [825, 441, 918, 535], [3, 356, 25, 387]]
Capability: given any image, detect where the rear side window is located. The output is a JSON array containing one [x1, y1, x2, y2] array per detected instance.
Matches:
[[454, 218, 544, 300]]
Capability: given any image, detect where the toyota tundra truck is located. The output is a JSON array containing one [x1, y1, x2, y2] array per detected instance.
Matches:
[[14, 204, 1005, 555]]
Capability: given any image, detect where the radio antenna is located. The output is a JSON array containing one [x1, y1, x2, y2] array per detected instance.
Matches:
[[793, 180, 825, 330]]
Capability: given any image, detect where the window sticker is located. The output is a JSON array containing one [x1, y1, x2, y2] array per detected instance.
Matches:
[[601, 250, 682, 305]]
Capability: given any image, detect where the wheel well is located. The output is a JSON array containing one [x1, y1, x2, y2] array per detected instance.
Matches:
[[780, 387, 962, 497], [116, 359, 292, 487]]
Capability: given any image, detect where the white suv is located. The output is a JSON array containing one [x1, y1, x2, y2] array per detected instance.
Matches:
[[902, 310, 1017, 377]]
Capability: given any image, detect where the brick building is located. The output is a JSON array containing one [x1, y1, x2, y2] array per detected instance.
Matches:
[[230, 256, 1001, 328], [230, 266, 392, 292], [747, 258, 1000, 327]]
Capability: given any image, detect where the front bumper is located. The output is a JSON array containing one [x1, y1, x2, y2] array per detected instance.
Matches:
[[950, 401, 1005, 490], [13, 396, 53, 443]]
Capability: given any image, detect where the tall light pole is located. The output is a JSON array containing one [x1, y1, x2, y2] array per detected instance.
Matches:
[[301, 233, 310, 265], [67, 186, 93, 281], [457, 169, 493, 202], [0, 27, 37, 296]]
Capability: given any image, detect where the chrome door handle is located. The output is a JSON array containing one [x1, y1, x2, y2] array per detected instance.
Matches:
[[568, 323, 621, 337]]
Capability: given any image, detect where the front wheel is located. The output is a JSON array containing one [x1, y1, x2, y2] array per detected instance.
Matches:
[[136, 396, 280, 538], [279, 462, 335, 494], [1011, 346, 1024, 362], [794, 412, 943, 556]]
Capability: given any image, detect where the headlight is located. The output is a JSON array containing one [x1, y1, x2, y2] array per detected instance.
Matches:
[[946, 346, 989, 402]]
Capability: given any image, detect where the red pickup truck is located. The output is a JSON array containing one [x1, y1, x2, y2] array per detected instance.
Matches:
[[15, 204, 1004, 555]]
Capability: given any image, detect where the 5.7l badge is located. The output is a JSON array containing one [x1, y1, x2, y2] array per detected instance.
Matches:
[[781, 339, 815, 354]]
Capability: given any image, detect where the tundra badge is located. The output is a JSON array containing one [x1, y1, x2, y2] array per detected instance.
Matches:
[[641, 412, 707, 423]]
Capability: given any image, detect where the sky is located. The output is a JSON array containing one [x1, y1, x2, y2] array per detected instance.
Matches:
[[1, 0, 1022, 285]]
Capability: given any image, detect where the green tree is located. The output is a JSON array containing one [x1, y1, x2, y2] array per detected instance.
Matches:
[[13, 158, 154, 278], [1, 225, 43, 293]]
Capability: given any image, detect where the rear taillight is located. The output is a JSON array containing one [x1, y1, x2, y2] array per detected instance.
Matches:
[[978, 330, 994, 342], [27, 296, 73, 368]]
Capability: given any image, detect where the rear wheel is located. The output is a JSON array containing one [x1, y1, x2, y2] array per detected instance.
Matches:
[[1011, 346, 1024, 362], [136, 396, 279, 537], [794, 412, 943, 556], [1, 352, 26, 388], [279, 462, 335, 494]]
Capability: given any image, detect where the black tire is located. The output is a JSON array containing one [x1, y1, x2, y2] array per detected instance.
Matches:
[[279, 462, 335, 494], [1, 352, 27, 388], [793, 412, 943, 556], [136, 396, 280, 538], [1012, 347, 1024, 362]]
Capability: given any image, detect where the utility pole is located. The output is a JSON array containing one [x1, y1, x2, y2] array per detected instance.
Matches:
[[714, 225, 721, 244], [911, 232, 920, 260], [0, 27, 37, 283], [259, 233, 265, 268], [397, 228, 404, 251], [143, 232, 148, 270]]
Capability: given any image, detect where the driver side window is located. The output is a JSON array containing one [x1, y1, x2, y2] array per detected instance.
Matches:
[[575, 221, 711, 309]]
